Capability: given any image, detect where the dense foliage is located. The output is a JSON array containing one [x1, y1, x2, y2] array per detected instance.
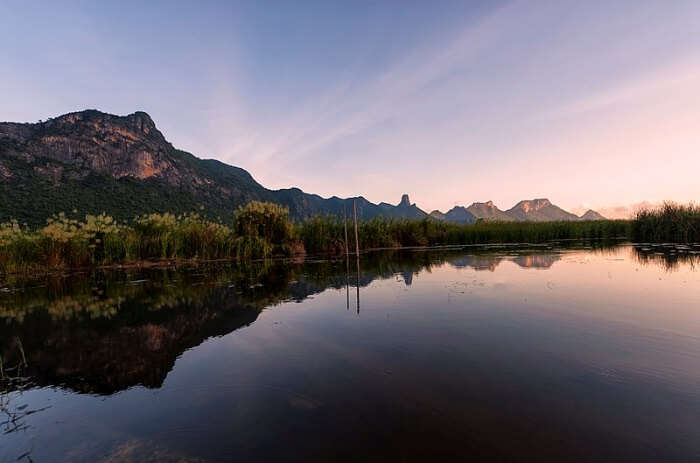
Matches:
[[0, 202, 296, 275], [0, 153, 251, 226]]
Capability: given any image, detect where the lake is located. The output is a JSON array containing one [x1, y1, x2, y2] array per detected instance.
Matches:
[[2, 243, 700, 462]]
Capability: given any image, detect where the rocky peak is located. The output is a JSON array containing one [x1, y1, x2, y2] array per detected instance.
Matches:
[[471, 200, 496, 208], [125, 111, 159, 137], [0, 109, 185, 185], [45, 110, 166, 144], [516, 198, 551, 213], [399, 194, 411, 207]]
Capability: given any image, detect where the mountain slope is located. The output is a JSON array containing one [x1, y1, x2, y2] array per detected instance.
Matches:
[[466, 201, 515, 221], [0, 110, 427, 225], [443, 206, 476, 224], [378, 194, 427, 220], [580, 209, 607, 221], [429, 210, 446, 221], [506, 198, 580, 222]]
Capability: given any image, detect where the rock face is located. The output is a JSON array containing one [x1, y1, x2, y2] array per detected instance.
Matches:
[[0, 111, 191, 184], [377, 194, 427, 220], [0, 110, 428, 225], [506, 198, 580, 222]]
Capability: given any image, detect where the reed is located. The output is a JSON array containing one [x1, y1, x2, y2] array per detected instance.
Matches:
[[300, 216, 629, 252], [2, 199, 682, 277], [631, 202, 700, 243]]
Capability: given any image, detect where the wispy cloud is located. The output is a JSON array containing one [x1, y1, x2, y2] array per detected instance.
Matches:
[[3, 1, 700, 212]]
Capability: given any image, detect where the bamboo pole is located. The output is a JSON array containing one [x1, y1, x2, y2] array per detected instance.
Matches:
[[354, 199, 360, 313], [344, 206, 350, 260], [353, 200, 360, 256], [344, 206, 350, 310]]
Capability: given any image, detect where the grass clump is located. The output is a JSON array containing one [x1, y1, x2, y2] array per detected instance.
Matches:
[[632, 202, 700, 242]]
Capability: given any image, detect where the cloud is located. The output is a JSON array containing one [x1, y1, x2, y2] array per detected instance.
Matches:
[[571, 202, 664, 220]]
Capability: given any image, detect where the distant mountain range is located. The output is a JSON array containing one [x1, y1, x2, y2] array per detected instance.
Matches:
[[429, 198, 605, 224], [0, 110, 605, 225]]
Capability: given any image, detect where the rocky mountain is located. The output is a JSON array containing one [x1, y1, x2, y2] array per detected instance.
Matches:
[[466, 201, 515, 221], [579, 209, 607, 221], [378, 194, 427, 220], [0, 110, 426, 225], [443, 206, 476, 224], [506, 198, 580, 222], [0, 109, 606, 226], [429, 199, 605, 223]]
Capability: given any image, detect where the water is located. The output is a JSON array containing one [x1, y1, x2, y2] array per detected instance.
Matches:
[[2, 244, 700, 462]]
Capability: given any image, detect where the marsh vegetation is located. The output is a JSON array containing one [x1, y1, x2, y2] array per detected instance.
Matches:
[[1, 200, 696, 276]]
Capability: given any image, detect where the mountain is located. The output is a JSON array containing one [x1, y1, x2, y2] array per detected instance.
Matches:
[[431, 199, 598, 223], [443, 206, 476, 224], [0, 110, 427, 225], [429, 210, 446, 221], [378, 194, 427, 220], [579, 209, 607, 221], [505, 198, 580, 222], [466, 201, 514, 221], [0, 110, 607, 227]]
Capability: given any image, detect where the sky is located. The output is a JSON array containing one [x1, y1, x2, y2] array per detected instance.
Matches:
[[2, 0, 699, 217]]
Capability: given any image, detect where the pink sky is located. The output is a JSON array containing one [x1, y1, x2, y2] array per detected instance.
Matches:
[[3, 1, 699, 216]]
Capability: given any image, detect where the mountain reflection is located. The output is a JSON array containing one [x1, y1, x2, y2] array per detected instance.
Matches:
[[448, 253, 561, 271], [0, 245, 693, 395]]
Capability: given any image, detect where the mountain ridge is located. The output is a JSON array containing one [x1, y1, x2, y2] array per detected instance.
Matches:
[[0, 109, 605, 225]]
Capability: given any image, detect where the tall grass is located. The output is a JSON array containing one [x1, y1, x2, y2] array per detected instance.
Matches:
[[0, 202, 297, 275], [299, 216, 630, 254], [632, 202, 700, 243], [3, 198, 679, 277]]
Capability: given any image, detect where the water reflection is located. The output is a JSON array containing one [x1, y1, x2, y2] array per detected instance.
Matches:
[[633, 243, 700, 271], [0, 244, 690, 397], [1, 243, 700, 462]]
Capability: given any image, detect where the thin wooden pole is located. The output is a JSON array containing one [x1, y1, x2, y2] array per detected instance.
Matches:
[[353, 200, 360, 256], [356, 259, 360, 313], [354, 199, 360, 313], [344, 206, 350, 260], [344, 206, 349, 310]]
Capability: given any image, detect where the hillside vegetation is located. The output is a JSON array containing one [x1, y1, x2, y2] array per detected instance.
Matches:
[[0, 110, 426, 225]]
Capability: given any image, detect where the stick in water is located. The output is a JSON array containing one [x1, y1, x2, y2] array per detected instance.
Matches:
[[354, 200, 360, 313]]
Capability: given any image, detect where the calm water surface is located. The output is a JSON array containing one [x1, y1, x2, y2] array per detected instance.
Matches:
[[2, 244, 700, 462]]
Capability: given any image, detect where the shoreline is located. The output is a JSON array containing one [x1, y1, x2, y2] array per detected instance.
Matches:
[[0, 239, 636, 284]]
